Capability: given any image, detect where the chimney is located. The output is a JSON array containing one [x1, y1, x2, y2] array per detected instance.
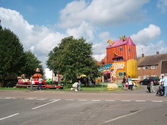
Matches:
[[156, 51, 159, 55], [142, 54, 144, 57]]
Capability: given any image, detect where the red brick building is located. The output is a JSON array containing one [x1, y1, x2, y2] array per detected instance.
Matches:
[[137, 52, 167, 80]]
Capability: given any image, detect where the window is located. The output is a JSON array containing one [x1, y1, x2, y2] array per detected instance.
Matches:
[[120, 47, 122, 51], [138, 76, 141, 80], [143, 66, 148, 69], [118, 72, 123, 77], [151, 75, 157, 77], [138, 67, 140, 70], [143, 75, 149, 79], [151, 66, 156, 69], [128, 49, 131, 51]]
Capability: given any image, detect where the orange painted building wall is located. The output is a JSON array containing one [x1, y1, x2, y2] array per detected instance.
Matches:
[[106, 45, 137, 63]]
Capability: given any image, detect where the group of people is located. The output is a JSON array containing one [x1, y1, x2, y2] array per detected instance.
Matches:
[[156, 74, 167, 96], [30, 76, 43, 91], [146, 74, 167, 97], [146, 77, 156, 93], [122, 76, 135, 91]]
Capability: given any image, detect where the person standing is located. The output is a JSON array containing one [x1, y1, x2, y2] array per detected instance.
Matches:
[[128, 76, 133, 91], [162, 74, 167, 96], [38, 77, 43, 90], [30, 76, 34, 91], [78, 80, 81, 91], [122, 76, 126, 90], [146, 77, 151, 93]]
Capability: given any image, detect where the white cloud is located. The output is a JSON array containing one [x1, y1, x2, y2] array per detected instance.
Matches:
[[157, 0, 167, 13], [136, 40, 167, 57], [92, 32, 113, 61], [1, 0, 166, 69], [98, 32, 110, 41], [66, 21, 94, 41], [130, 24, 166, 57], [58, 0, 87, 28], [0, 7, 66, 68], [58, 0, 150, 28], [131, 24, 161, 45], [92, 42, 106, 61]]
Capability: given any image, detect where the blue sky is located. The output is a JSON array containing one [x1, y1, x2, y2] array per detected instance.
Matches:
[[0, 0, 167, 70]]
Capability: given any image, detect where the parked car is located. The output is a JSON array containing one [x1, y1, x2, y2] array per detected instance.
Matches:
[[140, 77, 160, 85]]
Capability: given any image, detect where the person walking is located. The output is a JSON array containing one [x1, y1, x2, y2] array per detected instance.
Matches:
[[162, 74, 167, 96]]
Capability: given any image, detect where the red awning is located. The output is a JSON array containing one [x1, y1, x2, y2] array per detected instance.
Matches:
[[112, 55, 123, 60]]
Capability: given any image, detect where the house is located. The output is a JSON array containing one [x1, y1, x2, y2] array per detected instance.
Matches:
[[98, 36, 138, 83], [137, 52, 167, 80], [105, 36, 137, 63]]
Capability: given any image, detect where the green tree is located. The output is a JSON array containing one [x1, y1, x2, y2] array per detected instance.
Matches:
[[47, 36, 101, 84], [0, 28, 25, 86], [22, 51, 43, 78]]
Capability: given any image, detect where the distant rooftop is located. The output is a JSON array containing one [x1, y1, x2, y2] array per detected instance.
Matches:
[[137, 53, 167, 66]]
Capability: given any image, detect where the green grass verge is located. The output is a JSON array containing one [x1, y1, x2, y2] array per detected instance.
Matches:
[[0, 83, 141, 92]]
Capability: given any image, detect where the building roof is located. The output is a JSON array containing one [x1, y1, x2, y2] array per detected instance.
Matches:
[[106, 37, 136, 49], [137, 53, 167, 66]]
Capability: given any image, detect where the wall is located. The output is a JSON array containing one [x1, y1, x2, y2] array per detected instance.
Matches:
[[138, 63, 161, 80], [106, 45, 136, 63]]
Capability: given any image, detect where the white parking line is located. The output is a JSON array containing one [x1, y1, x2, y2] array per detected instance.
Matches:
[[0, 113, 19, 121], [32, 99, 60, 110]]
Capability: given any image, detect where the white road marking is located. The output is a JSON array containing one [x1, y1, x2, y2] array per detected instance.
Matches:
[[0, 97, 164, 103], [136, 100, 146, 102], [152, 100, 163, 102], [25, 98, 38, 100], [121, 100, 131, 102], [32, 99, 60, 110], [0, 113, 19, 121], [92, 100, 100, 101], [2, 97, 16, 99], [105, 100, 115, 102], [65, 99, 74, 101], [78, 99, 87, 101], [36, 98, 47, 100], [49, 99, 61, 101], [97, 110, 143, 125]]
